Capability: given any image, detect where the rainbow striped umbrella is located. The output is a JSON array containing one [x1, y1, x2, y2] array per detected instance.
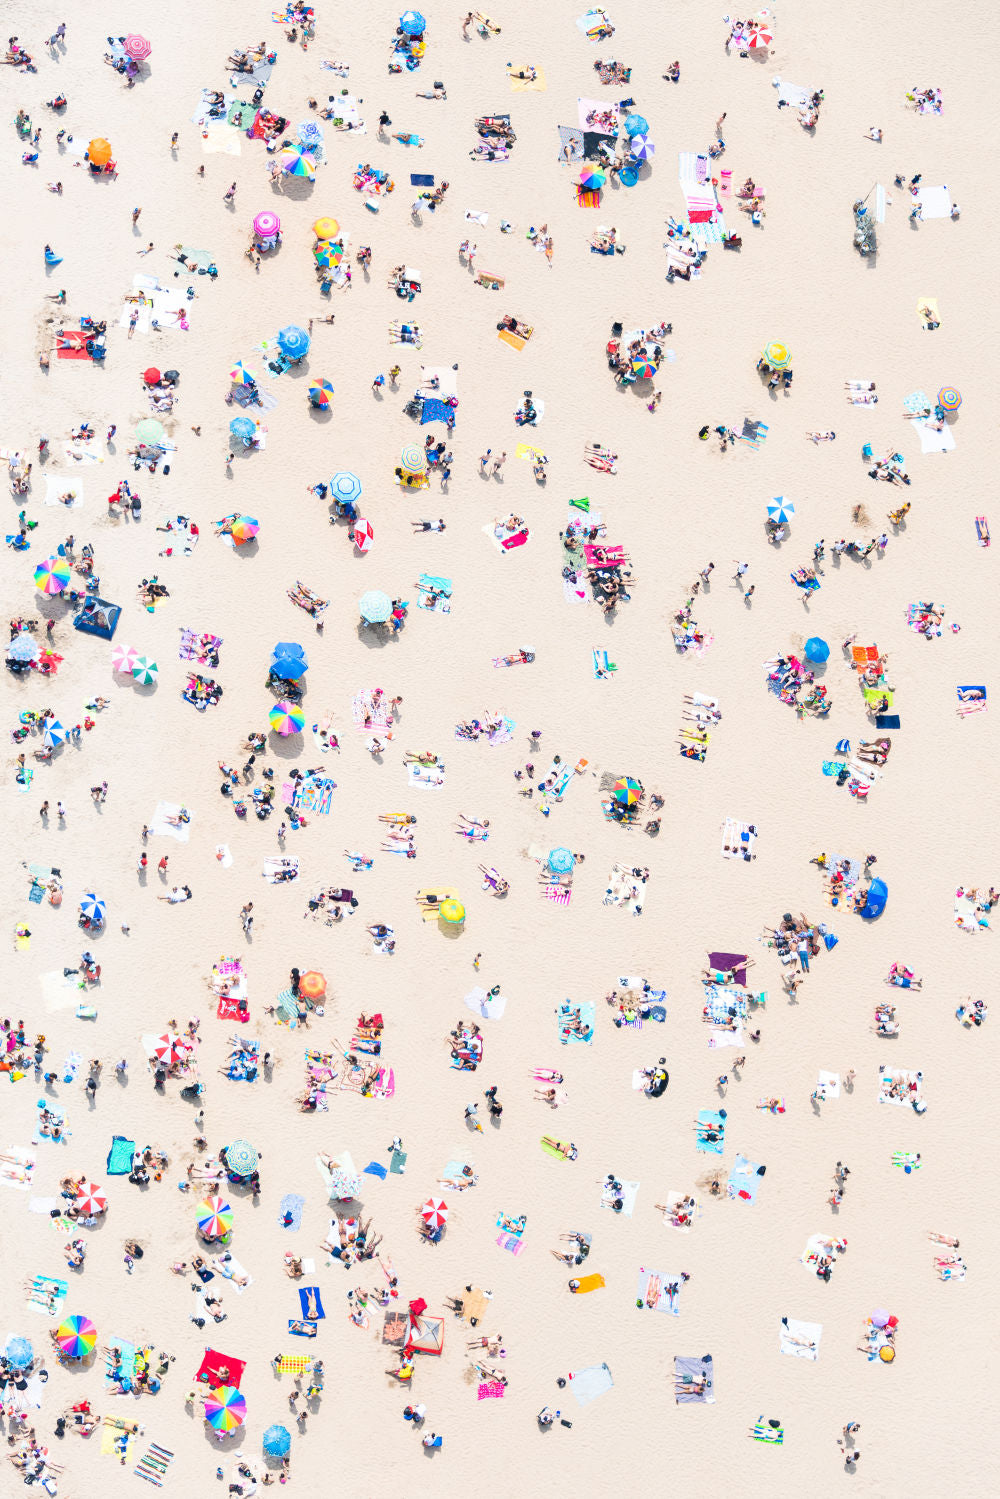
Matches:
[[578, 167, 606, 191], [611, 775, 642, 806], [34, 556, 71, 594], [56, 1315, 97, 1359], [205, 1385, 246, 1432], [314, 240, 343, 268], [937, 386, 961, 412], [308, 378, 335, 409], [197, 1196, 233, 1239], [229, 361, 256, 386], [279, 149, 316, 179], [231, 516, 259, 545], [400, 444, 427, 474], [269, 700, 305, 736]]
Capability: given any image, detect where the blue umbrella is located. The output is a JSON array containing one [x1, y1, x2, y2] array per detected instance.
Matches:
[[8, 635, 40, 662], [860, 878, 888, 920], [270, 655, 308, 680], [399, 9, 427, 35], [297, 120, 323, 147], [547, 847, 576, 874], [766, 499, 795, 523], [804, 637, 830, 664], [331, 471, 363, 505], [278, 325, 310, 361], [624, 113, 648, 137], [80, 893, 106, 923], [229, 416, 256, 443], [42, 719, 67, 748], [272, 642, 306, 661], [835, 739, 851, 755], [225, 1139, 259, 1177], [263, 1424, 291, 1457], [4, 1337, 33, 1370]]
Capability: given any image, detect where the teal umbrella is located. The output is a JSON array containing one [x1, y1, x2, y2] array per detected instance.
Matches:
[[359, 590, 392, 624]]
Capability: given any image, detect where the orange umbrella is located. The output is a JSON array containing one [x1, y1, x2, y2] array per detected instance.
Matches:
[[300, 971, 326, 1000], [88, 138, 112, 167]]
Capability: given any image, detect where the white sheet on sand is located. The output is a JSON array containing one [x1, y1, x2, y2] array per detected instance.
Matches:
[[63, 439, 103, 464], [263, 857, 300, 883], [61, 132, 102, 158], [408, 763, 446, 789], [44, 474, 84, 507], [0, 1148, 36, 1190], [464, 209, 489, 226], [816, 1070, 841, 1098], [149, 801, 192, 842], [916, 417, 955, 453], [777, 81, 810, 106], [201, 121, 243, 155], [464, 986, 508, 1020], [40, 970, 84, 1012], [420, 365, 459, 397], [578, 95, 618, 133], [212, 1253, 253, 1293], [599, 1176, 639, 1216], [916, 185, 953, 219], [780, 1316, 822, 1360], [119, 302, 152, 335], [215, 844, 233, 868]]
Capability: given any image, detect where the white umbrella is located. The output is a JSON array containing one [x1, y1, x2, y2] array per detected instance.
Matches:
[[111, 643, 139, 673]]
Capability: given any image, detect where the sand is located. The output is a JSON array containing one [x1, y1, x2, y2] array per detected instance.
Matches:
[[0, 3, 995, 1494]]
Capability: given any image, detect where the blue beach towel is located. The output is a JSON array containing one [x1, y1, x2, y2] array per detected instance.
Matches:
[[410, 173, 434, 186], [694, 1109, 725, 1155], [364, 1160, 388, 1179], [106, 1136, 136, 1175], [875, 714, 901, 729], [279, 1193, 305, 1230], [420, 397, 454, 425], [298, 1286, 325, 1321]]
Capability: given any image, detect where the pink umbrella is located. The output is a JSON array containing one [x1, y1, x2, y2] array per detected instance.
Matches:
[[253, 211, 281, 237], [353, 519, 374, 552], [110, 643, 139, 673], [420, 1197, 449, 1229], [123, 34, 152, 62], [871, 1308, 890, 1328]]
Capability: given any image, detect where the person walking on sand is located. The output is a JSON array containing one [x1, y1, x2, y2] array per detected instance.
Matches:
[[223, 182, 237, 203]]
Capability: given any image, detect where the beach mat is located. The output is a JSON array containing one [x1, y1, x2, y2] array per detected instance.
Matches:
[[106, 1136, 136, 1175], [498, 329, 526, 351], [298, 1285, 325, 1321], [410, 173, 434, 186], [390, 1149, 408, 1174], [875, 714, 901, 729], [570, 1361, 614, 1406], [55, 331, 93, 361]]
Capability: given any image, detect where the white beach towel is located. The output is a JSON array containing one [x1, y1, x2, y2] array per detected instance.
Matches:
[[915, 185, 952, 219], [817, 1070, 841, 1098], [915, 417, 955, 453], [44, 474, 84, 507], [779, 1316, 822, 1360]]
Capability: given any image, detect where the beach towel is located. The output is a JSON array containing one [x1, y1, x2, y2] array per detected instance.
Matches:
[[134, 1442, 174, 1486], [508, 66, 546, 91], [0, 1148, 36, 1191], [557, 1000, 594, 1045], [695, 1109, 725, 1154], [26, 1274, 68, 1315], [149, 802, 192, 842], [217, 995, 248, 1023], [779, 1316, 822, 1360], [106, 1136, 136, 1175], [570, 1361, 614, 1405], [751, 1421, 784, 1444], [557, 125, 585, 162], [599, 1176, 639, 1216], [576, 188, 601, 208], [571, 1273, 606, 1293], [777, 81, 810, 106], [722, 819, 758, 861], [816, 1070, 841, 1099], [410, 173, 434, 186], [917, 297, 941, 328], [674, 1354, 714, 1403], [55, 330, 95, 360], [498, 329, 526, 351], [727, 1153, 764, 1205], [420, 397, 455, 426], [637, 1266, 680, 1314], [299, 1286, 325, 1321], [213, 1253, 252, 1292], [575, 9, 614, 41], [390, 1149, 408, 1174], [44, 474, 84, 507], [104, 1338, 137, 1392], [101, 1413, 140, 1461], [195, 1348, 246, 1389], [915, 416, 955, 453], [364, 1160, 388, 1179], [288, 1319, 318, 1337]]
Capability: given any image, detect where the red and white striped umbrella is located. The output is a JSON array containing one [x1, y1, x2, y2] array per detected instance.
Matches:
[[75, 1181, 108, 1214], [353, 519, 374, 552], [153, 1034, 185, 1065], [420, 1197, 449, 1229], [747, 27, 773, 48]]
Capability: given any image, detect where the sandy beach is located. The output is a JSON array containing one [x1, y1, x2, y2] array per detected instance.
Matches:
[[0, 4, 995, 1494]]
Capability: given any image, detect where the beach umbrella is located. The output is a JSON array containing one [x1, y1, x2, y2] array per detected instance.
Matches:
[[263, 1425, 291, 1457], [272, 641, 306, 661], [8, 633, 41, 662], [871, 1308, 890, 1328], [75, 1182, 108, 1214], [860, 878, 888, 920], [41, 719, 67, 748], [4, 1337, 34, 1370], [153, 1033, 184, 1064], [359, 589, 392, 625], [197, 1196, 233, 1238], [937, 386, 961, 412], [279, 149, 316, 179], [835, 739, 851, 755], [34, 556, 71, 594], [88, 138, 112, 167], [354, 519, 374, 552], [132, 656, 158, 685], [142, 366, 161, 386], [314, 240, 343, 268], [631, 358, 657, 379], [331, 471, 362, 504], [270, 654, 308, 680], [623, 113, 648, 137], [253, 210, 280, 238], [135, 417, 165, 447], [205, 1385, 246, 1432], [300, 971, 326, 999], [225, 1139, 258, 1177], [79, 893, 106, 923], [761, 341, 792, 370], [123, 34, 152, 62], [400, 9, 427, 35], [804, 637, 830, 663], [110, 642, 139, 673], [766, 500, 795, 522], [439, 899, 466, 925], [578, 167, 606, 191], [748, 26, 773, 48], [308, 378, 335, 409], [231, 516, 259, 545], [55, 1315, 97, 1359], [421, 1197, 449, 1229], [611, 775, 642, 806], [229, 416, 257, 443], [278, 325, 311, 360], [547, 847, 576, 874], [628, 134, 655, 160], [269, 701, 305, 736], [229, 361, 255, 386], [400, 444, 427, 474], [298, 121, 323, 148], [312, 216, 340, 241]]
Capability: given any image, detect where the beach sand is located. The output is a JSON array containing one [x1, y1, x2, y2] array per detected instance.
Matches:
[[0, 4, 994, 1494]]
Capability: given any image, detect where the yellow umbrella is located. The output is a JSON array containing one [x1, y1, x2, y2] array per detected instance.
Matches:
[[439, 899, 466, 924], [761, 341, 792, 370], [312, 216, 340, 241]]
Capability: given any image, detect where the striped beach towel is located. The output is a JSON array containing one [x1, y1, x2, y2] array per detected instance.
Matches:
[[135, 1443, 175, 1486], [576, 188, 601, 207]]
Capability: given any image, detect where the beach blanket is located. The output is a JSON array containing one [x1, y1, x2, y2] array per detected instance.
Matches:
[[263, 857, 299, 883], [722, 818, 758, 861], [915, 416, 955, 453], [196, 1348, 246, 1389], [575, 8, 614, 41], [419, 397, 455, 426], [777, 81, 810, 106], [695, 1109, 725, 1154], [298, 1286, 325, 1321], [106, 1136, 136, 1175], [570, 1362, 614, 1406], [674, 1354, 714, 1403], [599, 1176, 638, 1216], [149, 801, 192, 842], [104, 1337, 137, 1391], [0, 1147, 35, 1190], [44, 474, 84, 507], [212, 1253, 252, 1293], [727, 1153, 764, 1205], [751, 1421, 784, 1444], [26, 1274, 68, 1315], [55, 329, 94, 360], [557, 125, 585, 162], [557, 1000, 594, 1044], [134, 1442, 174, 1486], [101, 1413, 140, 1461], [508, 65, 546, 91], [637, 1266, 680, 1314], [779, 1316, 822, 1360]]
